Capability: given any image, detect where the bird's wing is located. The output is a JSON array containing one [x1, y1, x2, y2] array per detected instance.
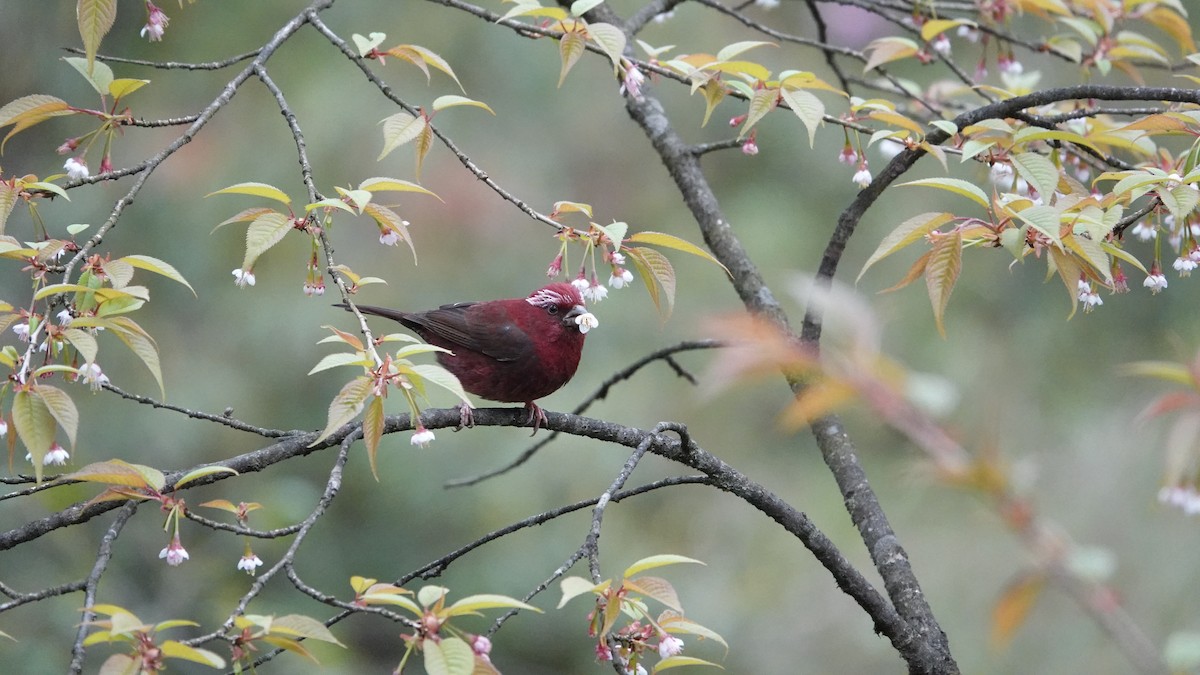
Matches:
[[409, 302, 533, 363]]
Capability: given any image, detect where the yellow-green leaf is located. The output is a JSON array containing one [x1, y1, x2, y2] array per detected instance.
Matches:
[[626, 246, 676, 319], [415, 123, 434, 181], [207, 182, 292, 206], [409, 363, 471, 405], [444, 594, 541, 617], [159, 641, 225, 668], [625, 231, 729, 274], [120, 255, 196, 297], [623, 576, 681, 612], [739, 87, 777, 138], [558, 576, 608, 609], [64, 459, 165, 491], [588, 22, 627, 70], [310, 376, 372, 447], [558, 30, 587, 87], [63, 328, 99, 364], [243, 211, 293, 271], [12, 390, 55, 482], [363, 395, 384, 480], [266, 614, 344, 645], [925, 229, 963, 338], [364, 203, 418, 263], [431, 95, 495, 115], [623, 554, 705, 579], [104, 316, 164, 397], [863, 36, 920, 72], [1048, 247, 1082, 319], [898, 178, 990, 211], [175, 465, 237, 489], [779, 87, 823, 147], [654, 656, 724, 672], [424, 636, 475, 675], [35, 385, 77, 448], [107, 78, 149, 100], [715, 40, 776, 62], [1119, 360, 1195, 385], [76, 0, 117, 73], [858, 211, 955, 283], [358, 176, 442, 201]]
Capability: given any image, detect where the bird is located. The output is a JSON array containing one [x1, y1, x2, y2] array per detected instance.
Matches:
[[338, 282, 597, 432]]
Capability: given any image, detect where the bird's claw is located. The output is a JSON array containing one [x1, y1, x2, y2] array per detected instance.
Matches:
[[456, 402, 475, 431], [524, 402, 547, 436]]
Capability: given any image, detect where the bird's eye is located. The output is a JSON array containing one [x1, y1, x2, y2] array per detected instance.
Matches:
[[546, 305, 559, 315]]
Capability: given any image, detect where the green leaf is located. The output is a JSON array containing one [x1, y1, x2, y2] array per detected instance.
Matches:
[[418, 585, 449, 608], [351, 32, 386, 56], [212, 206, 277, 233], [924, 230, 962, 338], [64, 459, 165, 491], [206, 182, 292, 206], [175, 465, 237, 489], [1009, 152, 1060, 201], [242, 211, 294, 271], [1014, 205, 1062, 248], [593, 221, 628, 248], [63, 328, 99, 364], [898, 178, 991, 211], [308, 352, 371, 375], [623, 554, 705, 579], [310, 376, 372, 447], [119, 255, 196, 297], [305, 197, 357, 215], [558, 30, 587, 87], [858, 212, 955, 283], [363, 395, 384, 480], [12, 390, 55, 482], [570, 0, 605, 16], [423, 637, 475, 675], [779, 87, 823, 147], [159, 641, 226, 668], [63, 56, 113, 96], [36, 385, 78, 448], [626, 231, 729, 274], [588, 22, 627, 71], [409, 364, 471, 405], [431, 95, 495, 115], [76, 0, 117, 73]]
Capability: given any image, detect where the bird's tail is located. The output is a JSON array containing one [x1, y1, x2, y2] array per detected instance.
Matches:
[[334, 302, 412, 325]]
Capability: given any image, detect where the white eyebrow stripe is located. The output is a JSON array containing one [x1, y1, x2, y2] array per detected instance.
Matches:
[[526, 289, 570, 308]]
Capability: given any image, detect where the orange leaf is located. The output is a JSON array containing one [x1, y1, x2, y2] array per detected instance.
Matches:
[[990, 574, 1045, 648]]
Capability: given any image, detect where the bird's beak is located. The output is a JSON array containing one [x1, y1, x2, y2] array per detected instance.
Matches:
[[562, 304, 587, 326], [562, 304, 598, 334]]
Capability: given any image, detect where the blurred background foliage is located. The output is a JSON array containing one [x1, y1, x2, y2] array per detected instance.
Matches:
[[3, 1, 1200, 673]]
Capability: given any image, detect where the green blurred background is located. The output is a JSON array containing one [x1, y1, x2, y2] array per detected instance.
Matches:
[[2, 1, 1199, 673]]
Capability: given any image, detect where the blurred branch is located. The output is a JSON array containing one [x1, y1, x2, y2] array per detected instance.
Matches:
[[68, 502, 138, 675], [102, 383, 296, 438]]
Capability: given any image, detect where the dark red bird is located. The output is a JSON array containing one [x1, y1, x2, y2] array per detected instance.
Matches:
[[340, 282, 597, 431]]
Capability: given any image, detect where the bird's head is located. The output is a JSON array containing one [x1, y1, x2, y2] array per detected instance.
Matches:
[[525, 282, 599, 335]]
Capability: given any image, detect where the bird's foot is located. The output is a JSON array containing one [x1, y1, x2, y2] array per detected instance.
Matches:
[[455, 402, 475, 431], [523, 402, 547, 436]]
